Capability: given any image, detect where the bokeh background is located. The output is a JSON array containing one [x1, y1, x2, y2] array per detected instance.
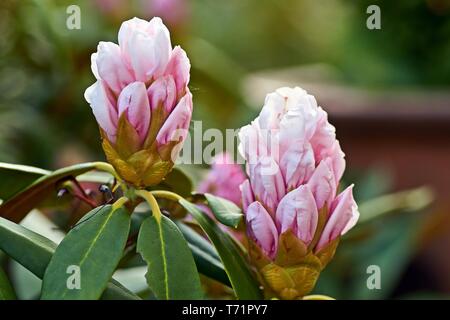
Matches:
[[0, 0, 449, 299]]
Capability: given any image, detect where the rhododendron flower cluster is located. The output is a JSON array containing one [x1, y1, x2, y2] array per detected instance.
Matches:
[[85, 17, 192, 187], [239, 87, 359, 299]]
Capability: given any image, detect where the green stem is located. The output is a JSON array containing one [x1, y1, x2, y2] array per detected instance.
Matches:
[[135, 190, 163, 222], [150, 190, 183, 202], [93, 161, 128, 194], [112, 197, 129, 211]]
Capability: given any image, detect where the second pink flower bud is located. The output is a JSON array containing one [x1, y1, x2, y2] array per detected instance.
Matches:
[[239, 87, 360, 299]]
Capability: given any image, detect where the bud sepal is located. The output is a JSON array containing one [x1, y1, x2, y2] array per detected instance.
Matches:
[[100, 124, 174, 188], [249, 229, 340, 300]]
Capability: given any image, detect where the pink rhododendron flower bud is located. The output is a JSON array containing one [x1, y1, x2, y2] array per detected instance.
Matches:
[[198, 152, 247, 206], [85, 17, 192, 187], [238, 87, 359, 299]]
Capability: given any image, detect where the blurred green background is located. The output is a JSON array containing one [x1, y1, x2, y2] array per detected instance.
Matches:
[[0, 0, 450, 299]]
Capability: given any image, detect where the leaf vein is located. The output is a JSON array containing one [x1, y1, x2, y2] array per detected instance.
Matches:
[[158, 219, 170, 300], [60, 207, 115, 298]]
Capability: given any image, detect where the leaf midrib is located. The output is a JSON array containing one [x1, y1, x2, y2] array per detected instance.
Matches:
[[157, 218, 170, 300], [59, 208, 116, 299], [182, 200, 260, 299]]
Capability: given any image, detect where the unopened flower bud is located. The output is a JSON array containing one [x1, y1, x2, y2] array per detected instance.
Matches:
[[85, 17, 192, 187], [239, 87, 360, 299]]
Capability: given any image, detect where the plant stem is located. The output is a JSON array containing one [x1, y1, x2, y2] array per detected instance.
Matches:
[[73, 193, 97, 209], [150, 190, 183, 202], [93, 161, 128, 194], [112, 197, 129, 211], [135, 190, 163, 222]]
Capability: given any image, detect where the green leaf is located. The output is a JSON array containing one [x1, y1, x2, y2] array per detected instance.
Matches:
[[177, 221, 220, 262], [0, 216, 139, 300], [356, 187, 433, 226], [316, 200, 427, 299], [0, 162, 50, 201], [0, 216, 56, 277], [122, 213, 230, 287], [179, 199, 262, 299], [41, 204, 131, 300], [0, 162, 104, 223], [0, 265, 16, 300], [157, 167, 193, 198], [77, 171, 114, 185], [100, 281, 142, 300], [137, 215, 203, 300], [349, 214, 420, 299], [190, 245, 231, 288], [204, 193, 243, 228], [176, 222, 230, 286]]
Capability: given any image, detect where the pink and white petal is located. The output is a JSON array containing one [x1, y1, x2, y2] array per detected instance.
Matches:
[[310, 108, 336, 159], [84, 80, 118, 142], [164, 46, 190, 95], [250, 156, 285, 214], [275, 185, 318, 245], [96, 41, 134, 94], [156, 91, 193, 147], [258, 91, 285, 131], [240, 179, 254, 212], [118, 17, 150, 49], [276, 87, 307, 111], [315, 185, 359, 252], [90, 52, 100, 79], [121, 17, 172, 83], [238, 122, 269, 164], [128, 31, 158, 82], [117, 82, 151, 143], [147, 17, 172, 48], [307, 159, 336, 210], [246, 201, 278, 259], [147, 75, 177, 113], [149, 19, 172, 77], [259, 157, 285, 201], [280, 142, 315, 189], [278, 109, 308, 157], [328, 140, 346, 183], [276, 87, 319, 139]]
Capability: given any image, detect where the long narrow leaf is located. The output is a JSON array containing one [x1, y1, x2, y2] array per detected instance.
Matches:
[[357, 187, 433, 225], [177, 222, 230, 286], [0, 162, 103, 222], [179, 199, 262, 299], [204, 193, 243, 228], [177, 221, 221, 261], [0, 265, 16, 300], [0, 216, 139, 300], [41, 204, 131, 300], [137, 215, 204, 300], [0, 163, 50, 200]]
